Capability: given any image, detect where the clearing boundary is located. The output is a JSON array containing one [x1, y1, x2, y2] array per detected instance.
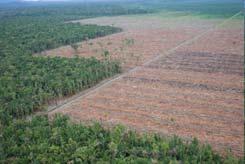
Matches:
[[48, 11, 242, 114]]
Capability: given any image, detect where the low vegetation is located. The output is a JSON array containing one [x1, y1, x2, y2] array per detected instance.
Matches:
[[136, 0, 242, 18]]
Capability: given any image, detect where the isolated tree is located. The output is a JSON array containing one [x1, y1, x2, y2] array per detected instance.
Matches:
[[102, 49, 110, 61], [71, 43, 79, 53]]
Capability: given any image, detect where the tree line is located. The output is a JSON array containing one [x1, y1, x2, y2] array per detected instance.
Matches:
[[0, 4, 125, 119], [1, 114, 242, 163]]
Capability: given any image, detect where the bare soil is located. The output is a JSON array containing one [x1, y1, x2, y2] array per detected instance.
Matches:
[[40, 13, 223, 71], [48, 13, 244, 157]]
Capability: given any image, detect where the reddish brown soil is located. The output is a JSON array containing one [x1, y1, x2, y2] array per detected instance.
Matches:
[[41, 14, 222, 71], [49, 15, 244, 157]]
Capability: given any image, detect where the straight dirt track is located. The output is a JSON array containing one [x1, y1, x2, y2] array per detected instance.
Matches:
[[48, 12, 244, 157]]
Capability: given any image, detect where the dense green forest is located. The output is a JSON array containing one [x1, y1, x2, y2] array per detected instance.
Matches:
[[0, 1, 151, 21], [0, 1, 243, 163], [0, 114, 243, 163], [0, 3, 146, 118], [0, 56, 120, 118], [0, 20, 121, 54]]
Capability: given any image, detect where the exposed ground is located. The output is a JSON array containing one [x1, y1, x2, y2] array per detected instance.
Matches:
[[47, 12, 244, 156], [41, 12, 224, 70]]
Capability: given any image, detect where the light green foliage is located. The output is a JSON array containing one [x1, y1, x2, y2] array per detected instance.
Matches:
[[132, 0, 242, 19]]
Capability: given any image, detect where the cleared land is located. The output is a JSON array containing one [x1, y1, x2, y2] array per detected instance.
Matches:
[[41, 12, 224, 70], [48, 12, 244, 156]]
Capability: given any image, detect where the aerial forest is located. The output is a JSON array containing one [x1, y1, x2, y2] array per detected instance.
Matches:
[[0, 1, 243, 163]]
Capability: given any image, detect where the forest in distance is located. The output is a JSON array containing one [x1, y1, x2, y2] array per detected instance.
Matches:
[[0, 0, 244, 163]]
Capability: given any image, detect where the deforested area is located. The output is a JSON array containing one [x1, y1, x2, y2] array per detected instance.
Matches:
[[0, 0, 244, 163]]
